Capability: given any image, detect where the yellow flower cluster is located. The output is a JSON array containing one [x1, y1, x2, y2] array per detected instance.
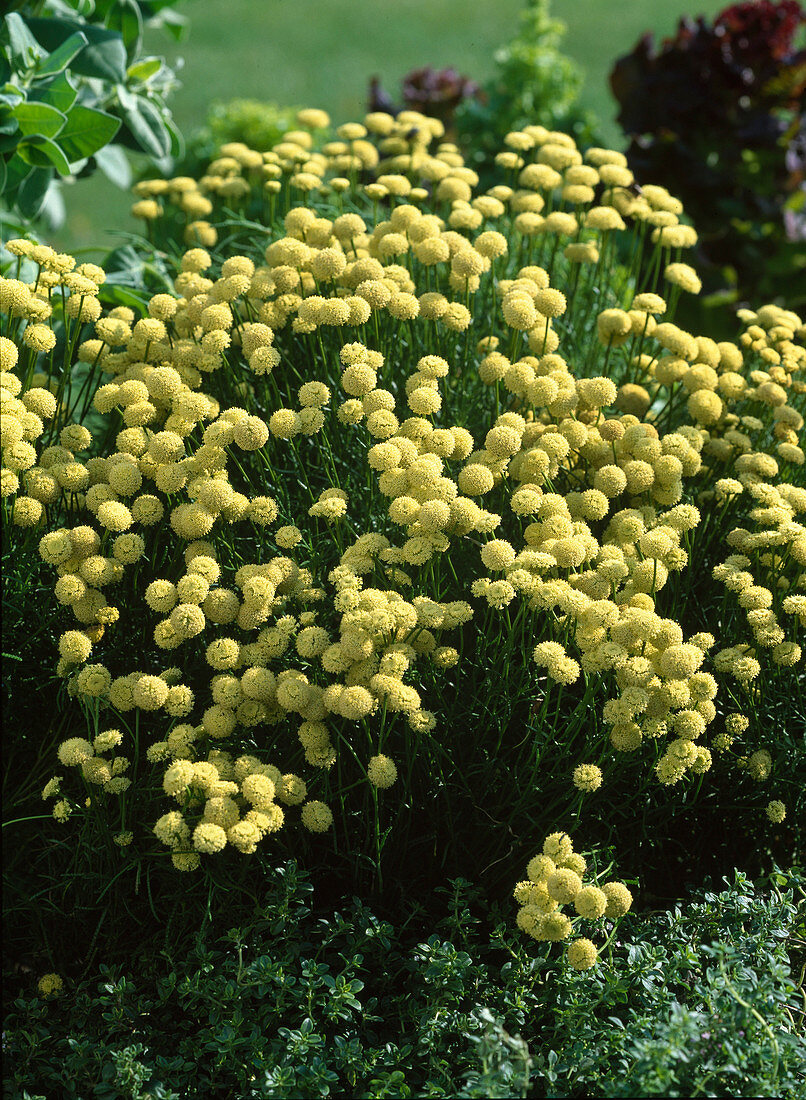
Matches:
[[48, 723, 131, 803], [37, 973, 63, 998], [3, 105, 801, 896], [514, 832, 633, 969]]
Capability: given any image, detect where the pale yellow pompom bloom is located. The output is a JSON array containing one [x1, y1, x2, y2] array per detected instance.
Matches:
[[543, 831, 574, 861], [269, 409, 301, 438], [574, 886, 607, 919], [534, 288, 567, 317], [572, 764, 602, 792], [441, 302, 472, 331], [57, 737, 93, 766], [546, 868, 583, 904], [132, 199, 162, 220], [560, 852, 587, 877], [766, 800, 786, 824], [163, 840, 200, 870], [233, 415, 269, 451], [192, 822, 227, 853], [41, 776, 61, 800], [633, 292, 667, 314], [602, 881, 633, 918], [367, 754, 398, 789], [526, 854, 555, 882], [480, 539, 516, 571], [23, 324, 57, 353], [584, 206, 625, 231], [664, 263, 702, 294], [96, 500, 133, 532], [747, 750, 772, 780], [772, 641, 801, 667], [536, 912, 573, 942], [12, 496, 42, 526], [132, 674, 169, 711], [38, 973, 64, 998], [163, 760, 197, 800], [52, 799, 72, 822], [516, 905, 546, 939], [58, 630, 92, 664], [170, 603, 206, 639], [687, 390, 723, 425], [297, 107, 330, 129], [301, 800, 333, 832], [567, 939, 598, 970], [597, 308, 632, 344]]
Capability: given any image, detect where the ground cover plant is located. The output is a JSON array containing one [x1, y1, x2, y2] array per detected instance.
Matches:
[[2, 95, 805, 1096], [3, 866, 804, 1098]]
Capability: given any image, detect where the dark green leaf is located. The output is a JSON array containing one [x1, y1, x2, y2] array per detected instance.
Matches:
[[0, 155, 6, 195], [2, 152, 32, 198], [3, 14, 45, 70], [16, 165, 51, 216], [17, 134, 71, 174], [28, 72, 78, 114], [25, 18, 127, 83], [12, 101, 66, 139], [57, 104, 119, 162], [36, 30, 88, 77]]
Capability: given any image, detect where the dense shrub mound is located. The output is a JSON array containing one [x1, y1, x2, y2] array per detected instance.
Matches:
[[2, 101, 804, 1097]]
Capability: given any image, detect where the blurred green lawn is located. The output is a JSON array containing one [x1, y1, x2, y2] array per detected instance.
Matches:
[[53, 0, 726, 257]]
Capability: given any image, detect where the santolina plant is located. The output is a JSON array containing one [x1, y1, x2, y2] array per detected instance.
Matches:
[[1, 106, 803, 971]]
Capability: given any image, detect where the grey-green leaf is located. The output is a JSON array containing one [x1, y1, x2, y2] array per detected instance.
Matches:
[[93, 142, 132, 189], [104, 0, 143, 60], [127, 57, 162, 83], [2, 152, 33, 197], [3, 13, 44, 70], [121, 95, 170, 158]]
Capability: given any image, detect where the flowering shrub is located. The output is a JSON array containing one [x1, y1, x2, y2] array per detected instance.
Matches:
[[1, 104, 804, 971]]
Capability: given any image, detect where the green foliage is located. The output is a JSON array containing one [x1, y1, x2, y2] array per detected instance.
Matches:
[[456, 0, 600, 182], [3, 866, 804, 1098], [1, 0, 185, 230], [171, 98, 302, 184], [540, 869, 806, 1097]]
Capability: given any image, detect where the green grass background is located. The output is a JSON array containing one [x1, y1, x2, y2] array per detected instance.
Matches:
[[54, 0, 727, 257]]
